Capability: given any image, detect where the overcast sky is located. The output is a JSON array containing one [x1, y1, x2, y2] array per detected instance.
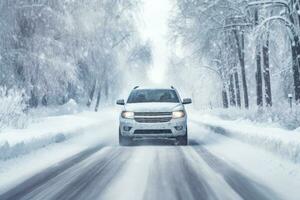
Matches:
[[139, 0, 172, 84]]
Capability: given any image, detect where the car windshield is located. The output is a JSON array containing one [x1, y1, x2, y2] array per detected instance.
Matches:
[[127, 89, 180, 103]]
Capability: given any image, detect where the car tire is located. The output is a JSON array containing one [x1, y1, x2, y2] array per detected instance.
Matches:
[[119, 128, 132, 146], [176, 130, 188, 146]]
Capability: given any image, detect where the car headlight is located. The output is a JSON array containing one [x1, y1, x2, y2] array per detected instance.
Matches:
[[172, 110, 185, 119], [121, 111, 134, 119]]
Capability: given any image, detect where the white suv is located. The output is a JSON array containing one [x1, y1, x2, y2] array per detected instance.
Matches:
[[116, 87, 192, 146]]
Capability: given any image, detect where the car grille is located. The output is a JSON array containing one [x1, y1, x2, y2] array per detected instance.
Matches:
[[135, 117, 172, 123], [134, 112, 172, 116], [134, 112, 172, 123], [134, 129, 172, 135]]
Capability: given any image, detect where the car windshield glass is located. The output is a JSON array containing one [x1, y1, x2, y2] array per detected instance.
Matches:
[[127, 89, 180, 103]]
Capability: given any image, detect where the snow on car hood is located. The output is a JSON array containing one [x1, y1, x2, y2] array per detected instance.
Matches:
[[124, 102, 183, 112]]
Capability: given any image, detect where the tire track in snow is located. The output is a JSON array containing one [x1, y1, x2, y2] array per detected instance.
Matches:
[[17, 147, 132, 200], [0, 140, 284, 200], [191, 140, 282, 200], [0, 143, 107, 200], [143, 147, 219, 200], [50, 147, 133, 200]]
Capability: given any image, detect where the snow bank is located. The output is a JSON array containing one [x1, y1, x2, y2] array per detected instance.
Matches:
[[203, 106, 300, 130], [0, 108, 116, 160], [191, 112, 300, 163]]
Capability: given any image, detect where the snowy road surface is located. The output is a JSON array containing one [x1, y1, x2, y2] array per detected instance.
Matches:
[[0, 110, 300, 200]]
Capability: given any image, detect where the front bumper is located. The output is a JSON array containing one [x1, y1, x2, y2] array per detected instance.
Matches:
[[119, 117, 187, 139]]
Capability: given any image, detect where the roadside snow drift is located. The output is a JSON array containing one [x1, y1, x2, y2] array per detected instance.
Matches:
[[191, 113, 300, 163], [0, 109, 116, 160]]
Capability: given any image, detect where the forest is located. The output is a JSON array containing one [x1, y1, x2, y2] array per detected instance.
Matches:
[[169, 0, 300, 110], [1, 0, 300, 128], [0, 0, 152, 114]]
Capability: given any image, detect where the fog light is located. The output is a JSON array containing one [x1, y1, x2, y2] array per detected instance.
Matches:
[[175, 126, 183, 131], [123, 126, 132, 131]]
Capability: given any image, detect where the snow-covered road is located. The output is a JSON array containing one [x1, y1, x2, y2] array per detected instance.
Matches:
[[1, 110, 300, 200]]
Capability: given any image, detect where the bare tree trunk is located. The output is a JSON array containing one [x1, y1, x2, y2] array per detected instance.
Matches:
[[87, 80, 96, 107], [289, 11, 300, 103], [254, 8, 263, 107], [29, 90, 38, 108], [234, 72, 241, 107], [291, 39, 300, 103], [229, 74, 236, 106], [104, 79, 109, 100], [42, 95, 48, 106], [263, 37, 272, 107], [256, 45, 263, 107], [297, 1, 300, 26], [95, 89, 101, 112], [233, 30, 249, 108], [222, 85, 229, 108]]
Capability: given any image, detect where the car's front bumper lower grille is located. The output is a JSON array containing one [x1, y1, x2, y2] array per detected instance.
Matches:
[[134, 129, 172, 135]]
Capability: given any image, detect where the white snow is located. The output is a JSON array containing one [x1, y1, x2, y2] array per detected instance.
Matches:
[[190, 111, 300, 163], [189, 121, 300, 200], [0, 108, 117, 160], [0, 140, 84, 193], [100, 147, 155, 200], [1, 106, 300, 199], [0, 107, 119, 193], [182, 147, 243, 200]]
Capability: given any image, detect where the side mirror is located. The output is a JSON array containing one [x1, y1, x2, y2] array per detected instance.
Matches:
[[116, 99, 125, 105], [182, 98, 192, 105]]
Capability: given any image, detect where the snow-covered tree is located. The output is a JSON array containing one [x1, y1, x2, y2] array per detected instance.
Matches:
[[169, 0, 300, 109], [0, 0, 151, 109]]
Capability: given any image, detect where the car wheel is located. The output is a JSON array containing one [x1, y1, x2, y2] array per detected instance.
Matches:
[[119, 128, 132, 146], [176, 131, 188, 146]]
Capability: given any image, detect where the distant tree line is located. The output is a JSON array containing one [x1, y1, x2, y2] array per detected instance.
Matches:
[[0, 0, 152, 110], [170, 0, 300, 109]]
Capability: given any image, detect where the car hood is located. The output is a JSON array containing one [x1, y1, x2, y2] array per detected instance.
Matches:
[[124, 102, 183, 112]]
